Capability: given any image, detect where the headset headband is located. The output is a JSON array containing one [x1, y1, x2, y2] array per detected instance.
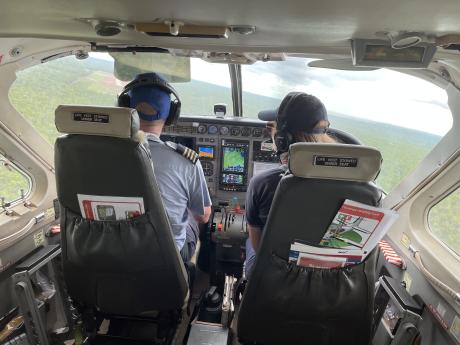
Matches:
[[119, 74, 180, 102]]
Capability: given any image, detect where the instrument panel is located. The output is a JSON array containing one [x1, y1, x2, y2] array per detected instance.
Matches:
[[161, 116, 279, 204]]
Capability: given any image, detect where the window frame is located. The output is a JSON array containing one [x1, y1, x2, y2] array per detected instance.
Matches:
[[425, 182, 460, 260], [0, 154, 33, 213]]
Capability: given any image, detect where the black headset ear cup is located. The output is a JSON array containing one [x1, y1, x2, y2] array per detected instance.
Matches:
[[117, 93, 131, 107], [165, 99, 181, 125], [275, 125, 292, 154], [275, 131, 287, 154]]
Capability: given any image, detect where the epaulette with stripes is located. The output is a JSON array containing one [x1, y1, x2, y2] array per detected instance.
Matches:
[[164, 141, 199, 164]]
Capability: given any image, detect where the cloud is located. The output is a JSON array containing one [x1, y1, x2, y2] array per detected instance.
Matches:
[[236, 57, 453, 135], [91, 53, 453, 136]]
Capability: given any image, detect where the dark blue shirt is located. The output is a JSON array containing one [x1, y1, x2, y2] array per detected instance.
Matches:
[[245, 165, 286, 276]]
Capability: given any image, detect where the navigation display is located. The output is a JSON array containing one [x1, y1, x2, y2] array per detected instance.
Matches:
[[219, 140, 249, 191], [222, 173, 244, 185], [222, 147, 246, 173], [198, 146, 214, 159]]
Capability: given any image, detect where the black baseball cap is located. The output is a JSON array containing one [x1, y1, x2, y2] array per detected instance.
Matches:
[[258, 92, 328, 134]]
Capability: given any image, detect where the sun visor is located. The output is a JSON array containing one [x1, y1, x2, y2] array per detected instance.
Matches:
[[288, 143, 382, 182], [111, 52, 191, 82]]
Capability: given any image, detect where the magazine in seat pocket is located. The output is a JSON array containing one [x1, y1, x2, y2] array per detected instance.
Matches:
[[243, 251, 375, 344]]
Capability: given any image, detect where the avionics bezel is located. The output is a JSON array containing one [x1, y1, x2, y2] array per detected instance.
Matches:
[[219, 139, 249, 190], [352, 39, 437, 68]]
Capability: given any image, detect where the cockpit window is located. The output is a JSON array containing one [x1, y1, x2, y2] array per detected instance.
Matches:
[[428, 187, 460, 256], [242, 58, 452, 192], [9, 54, 452, 194], [8, 54, 233, 145], [0, 153, 31, 208], [172, 59, 233, 116]]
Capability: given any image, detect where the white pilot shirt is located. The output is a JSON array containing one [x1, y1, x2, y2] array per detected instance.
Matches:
[[145, 133, 212, 250]]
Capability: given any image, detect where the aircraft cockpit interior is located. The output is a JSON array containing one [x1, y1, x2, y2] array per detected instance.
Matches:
[[1, 2, 460, 345]]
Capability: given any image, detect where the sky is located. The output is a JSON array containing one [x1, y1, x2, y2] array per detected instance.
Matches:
[[191, 57, 452, 136], [92, 53, 452, 135]]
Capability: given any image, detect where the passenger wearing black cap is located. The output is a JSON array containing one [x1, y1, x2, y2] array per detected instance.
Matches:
[[245, 92, 335, 277]]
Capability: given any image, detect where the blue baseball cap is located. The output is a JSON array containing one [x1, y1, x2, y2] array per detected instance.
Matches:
[[128, 73, 171, 122]]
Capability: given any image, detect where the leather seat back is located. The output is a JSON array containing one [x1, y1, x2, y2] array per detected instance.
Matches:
[[54, 105, 188, 315], [238, 143, 383, 345]]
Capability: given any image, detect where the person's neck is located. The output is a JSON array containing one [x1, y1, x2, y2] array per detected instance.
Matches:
[[142, 128, 162, 136], [140, 122, 163, 136]]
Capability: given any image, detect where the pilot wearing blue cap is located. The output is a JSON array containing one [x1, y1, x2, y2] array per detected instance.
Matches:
[[128, 76, 173, 122], [245, 92, 335, 277], [118, 73, 211, 263]]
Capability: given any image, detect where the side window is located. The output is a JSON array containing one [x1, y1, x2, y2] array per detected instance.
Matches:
[[0, 154, 32, 208], [428, 187, 460, 256]]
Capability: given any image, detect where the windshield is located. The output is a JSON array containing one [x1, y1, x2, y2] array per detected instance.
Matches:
[[9, 54, 232, 144], [8, 54, 452, 193], [240, 58, 452, 192], [172, 59, 233, 116]]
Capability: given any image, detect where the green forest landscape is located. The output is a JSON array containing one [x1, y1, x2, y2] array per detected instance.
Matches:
[[1, 56, 458, 254]]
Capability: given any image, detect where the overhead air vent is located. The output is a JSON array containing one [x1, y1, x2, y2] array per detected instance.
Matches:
[[135, 21, 229, 39], [78, 18, 132, 36], [94, 20, 122, 36]]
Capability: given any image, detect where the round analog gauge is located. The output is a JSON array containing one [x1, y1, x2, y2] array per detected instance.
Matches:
[[197, 124, 207, 134], [220, 126, 230, 136], [252, 128, 263, 137], [241, 127, 251, 136], [201, 161, 214, 176], [230, 127, 241, 136], [208, 125, 218, 135]]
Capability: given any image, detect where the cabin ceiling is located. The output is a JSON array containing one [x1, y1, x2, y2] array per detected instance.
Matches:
[[1, 0, 460, 52]]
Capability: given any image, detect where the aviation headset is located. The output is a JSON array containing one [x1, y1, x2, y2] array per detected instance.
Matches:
[[274, 92, 329, 154], [117, 73, 182, 125]]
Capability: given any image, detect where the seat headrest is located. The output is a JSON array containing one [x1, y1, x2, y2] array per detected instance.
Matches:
[[55, 105, 140, 139], [288, 143, 382, 182]]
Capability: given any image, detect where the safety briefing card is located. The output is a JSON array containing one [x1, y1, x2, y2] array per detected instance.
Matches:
[[289, 199, 398, 269], [77, 194, 145, 221], [289, 242, 365, 269]]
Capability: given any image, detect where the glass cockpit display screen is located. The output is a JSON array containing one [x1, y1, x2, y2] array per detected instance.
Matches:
[[198, 146, 214, 159], [222, 147, 246, 173], [222, 173, 244, 185], [220, 140, 249, 189]]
